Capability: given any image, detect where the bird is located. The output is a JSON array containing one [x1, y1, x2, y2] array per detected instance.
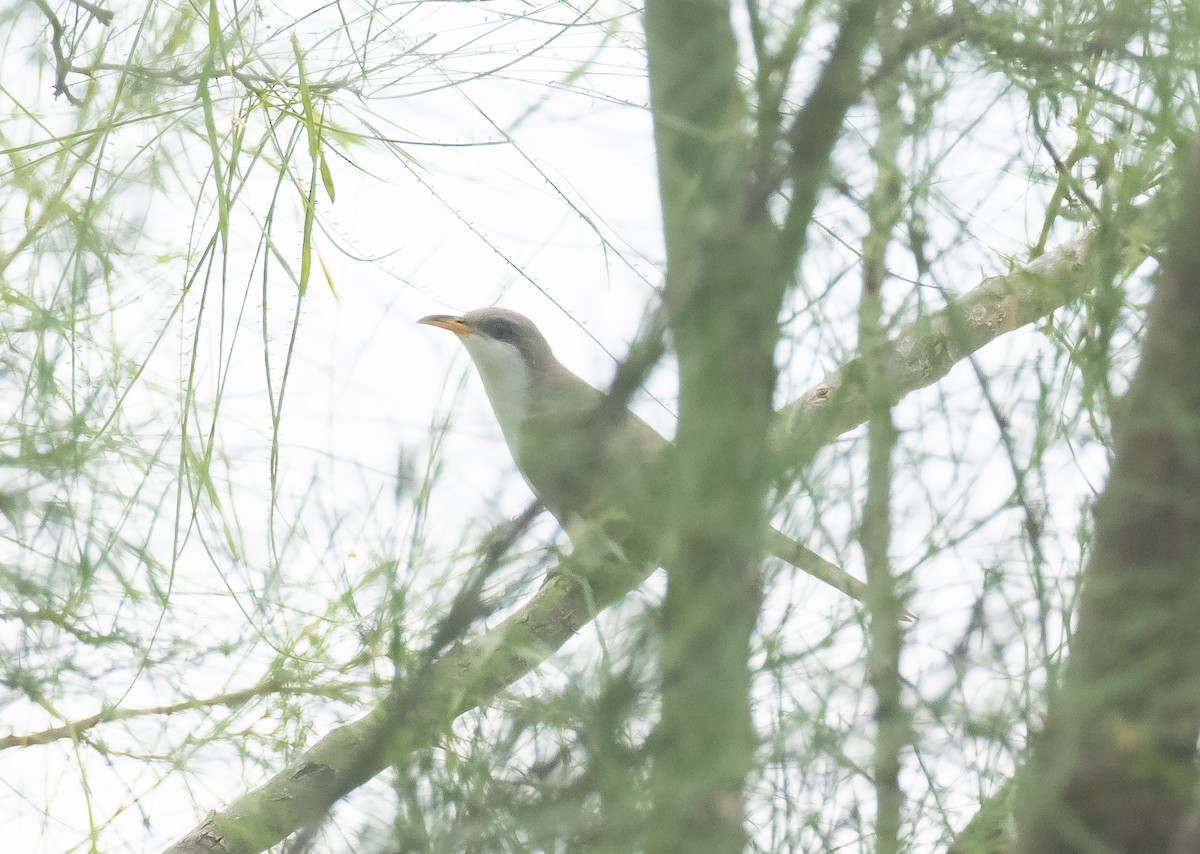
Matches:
[[418, 307, 872, 607]]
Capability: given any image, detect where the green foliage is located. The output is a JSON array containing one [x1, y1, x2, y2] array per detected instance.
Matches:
[[0, 0, 1196, 852]]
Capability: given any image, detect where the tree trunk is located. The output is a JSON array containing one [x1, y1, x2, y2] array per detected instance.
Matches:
[[1015, 141, 1200, 854]]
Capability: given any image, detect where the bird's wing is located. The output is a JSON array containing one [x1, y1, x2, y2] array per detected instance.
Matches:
[[516, 372, 669, 557], [517, 370, 900, 614]]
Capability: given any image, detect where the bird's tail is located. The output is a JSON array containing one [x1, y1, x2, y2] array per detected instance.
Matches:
[[768, 529, 915, 621], [768, 528, 868, 603]]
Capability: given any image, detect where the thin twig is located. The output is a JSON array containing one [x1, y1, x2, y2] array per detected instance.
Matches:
[[0, 678, 352, 751], [69, 0, 114, 26], [31, 0, 83, 104]]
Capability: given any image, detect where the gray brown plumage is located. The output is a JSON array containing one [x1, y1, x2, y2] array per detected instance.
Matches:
[[419, 308, 870, 606]]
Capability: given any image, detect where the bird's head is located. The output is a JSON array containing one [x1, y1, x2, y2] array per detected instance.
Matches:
[[418, 308, 557, 445]]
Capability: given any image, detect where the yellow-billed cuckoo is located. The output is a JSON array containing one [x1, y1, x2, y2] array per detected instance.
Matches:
[[419, 307, 870, 606]]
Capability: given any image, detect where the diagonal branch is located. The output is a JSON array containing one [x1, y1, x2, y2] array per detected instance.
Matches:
[[773, 194, 1162, 476], [160, 212, 1155, 854]]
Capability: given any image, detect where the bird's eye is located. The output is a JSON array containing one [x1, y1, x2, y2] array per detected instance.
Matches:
[[487, 320, 514, 341]]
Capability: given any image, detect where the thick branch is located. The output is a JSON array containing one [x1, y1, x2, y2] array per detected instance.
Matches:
[[162, 555, 642, 854], [161, 213, 1151, 854], [774, 195, 1161, 476]]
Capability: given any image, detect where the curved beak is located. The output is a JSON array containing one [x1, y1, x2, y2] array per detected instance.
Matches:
[[418, 314, 475, 336]]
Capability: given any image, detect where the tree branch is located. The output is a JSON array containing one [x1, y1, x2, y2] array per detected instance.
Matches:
[[69, 0, 114, 25], [30, 0, 113, 105], [773, 193, 1162, 478], [159, 211, 1149, 853], [0, 679, 349, 752]]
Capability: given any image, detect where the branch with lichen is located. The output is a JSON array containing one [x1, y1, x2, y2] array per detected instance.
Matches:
[[158, 208, 1158, 854]]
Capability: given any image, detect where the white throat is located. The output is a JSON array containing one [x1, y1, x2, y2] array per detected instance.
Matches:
[[460, 334, 531, 455]]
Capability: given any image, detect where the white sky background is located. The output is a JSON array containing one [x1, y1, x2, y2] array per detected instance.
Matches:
[[0, 0, 1136, 850]]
